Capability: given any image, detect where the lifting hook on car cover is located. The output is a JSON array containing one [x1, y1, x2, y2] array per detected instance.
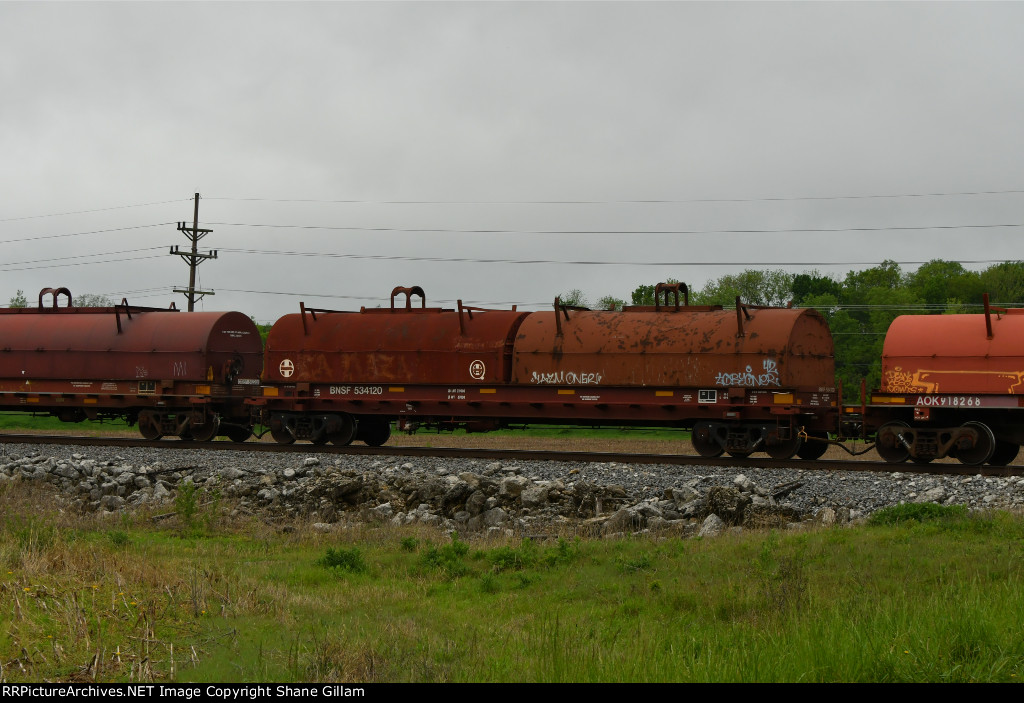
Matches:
[[391, 286, 426, 310], [38, 287, 73, 309], [654, 282, 688, 310]]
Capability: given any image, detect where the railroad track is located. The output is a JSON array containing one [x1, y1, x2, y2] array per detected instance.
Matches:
[[2, 433, 1022, 478]]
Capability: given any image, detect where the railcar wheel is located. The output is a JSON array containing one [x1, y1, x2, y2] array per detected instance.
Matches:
[[765, 432, 802, 460], [329, 414, 358, 446], [691, 422, 724, 458], [796, 433, 829, 460], [138, 411, 163, 441], [358, 417, 392, 447], [957, 421, 995, 466], [988, 440, 1020, 467], [188, 416, 220, 443], [271, 427, 295, 445], [224, 426, 253, 443], [875, 421, 911, 463]]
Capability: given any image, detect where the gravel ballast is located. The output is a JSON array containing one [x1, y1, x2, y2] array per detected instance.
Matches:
[[2, 442, 1023, 536]]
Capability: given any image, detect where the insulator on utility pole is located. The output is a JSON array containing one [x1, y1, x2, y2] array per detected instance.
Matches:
[[170, 192, 217, 311]]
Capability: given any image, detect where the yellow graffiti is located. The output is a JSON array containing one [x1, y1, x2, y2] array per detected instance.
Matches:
[[884, 368, 918, 393], [885, 366, 1024, 394]]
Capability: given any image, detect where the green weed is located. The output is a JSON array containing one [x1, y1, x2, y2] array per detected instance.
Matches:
[[420, 534, 471, 578], [317, 547, 368, 574], [868, 502, 966, 526]]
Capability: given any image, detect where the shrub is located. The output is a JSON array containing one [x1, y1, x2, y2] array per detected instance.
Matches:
[[318, 547, 368, 574], [868, 503, 967, 526], [479, 572, 500, 594], [175, 480, 201, 533], [420, 534, 471, 578], [108, 530, 131, 547], [616, 552, 654, 573], [544, 537, 580, 566]]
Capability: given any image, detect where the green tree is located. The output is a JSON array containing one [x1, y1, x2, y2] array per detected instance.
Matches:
[[8, 290, 27, 308], [979, 261, 1024, 305], [557, 289, 589, 308], [74, 293, 114, 307], [692, 269, 794, 307], [791, 271, 841, 304], [840, 260, 902, 307], [596, 295, 625, 311], [905, 259, 982, 309], [631, 284, 656, 306]]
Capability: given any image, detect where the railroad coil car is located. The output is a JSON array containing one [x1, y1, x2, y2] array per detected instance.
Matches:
[[870, 297, 1024, 466], [0, 288, 263, 441], [255, 284, 838, 459]]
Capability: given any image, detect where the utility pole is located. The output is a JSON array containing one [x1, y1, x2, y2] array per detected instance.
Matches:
[[170, 192, 218, 311]]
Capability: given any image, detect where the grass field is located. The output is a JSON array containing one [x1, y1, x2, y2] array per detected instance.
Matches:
[[0, 413, 132, 436], [1, 481, 1022, 683]]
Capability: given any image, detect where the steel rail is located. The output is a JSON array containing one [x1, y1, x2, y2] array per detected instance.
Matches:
[[1, 434, 1021, 478]]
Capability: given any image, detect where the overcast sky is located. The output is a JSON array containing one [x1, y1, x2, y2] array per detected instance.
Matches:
[[2, 1, 1023, 322]]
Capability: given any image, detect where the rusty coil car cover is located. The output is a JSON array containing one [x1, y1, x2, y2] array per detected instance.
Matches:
[[265, 308, 530, 384], [511, 307, 835, 391], [0, 309, 263, 384], [881, 310, 1024, 394]]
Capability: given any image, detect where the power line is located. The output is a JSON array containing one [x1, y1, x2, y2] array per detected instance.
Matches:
[[204, 188, 1024, 205], [0, 200, 188, 223], [206, 221, 1024, 236], [0, 223, 172, 245], [4, 187, 1020, 224], [219, 247, 1017, 268], [0, 247, 164, 268], [0, 254, 165, 273]]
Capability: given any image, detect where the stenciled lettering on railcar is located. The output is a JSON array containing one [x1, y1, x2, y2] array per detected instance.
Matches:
[[469, 360, 487, 380], [173, 361, 188, 377], [915, 395, 982, 408], [328, 385, 383, 396], [713, 359, 780, 388], [530, 371, 604, 385]]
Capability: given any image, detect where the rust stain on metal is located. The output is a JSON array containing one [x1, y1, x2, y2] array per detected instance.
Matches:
[[0, 300, 262, 385], [511, 307, 834, 391], [266, 296, 529, 385]]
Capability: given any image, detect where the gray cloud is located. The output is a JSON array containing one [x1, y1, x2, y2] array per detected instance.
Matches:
[[2, 2, 1023, 321]]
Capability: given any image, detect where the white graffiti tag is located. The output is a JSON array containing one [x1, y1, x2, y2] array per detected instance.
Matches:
[[714, 359, 780, 388], [531, 371, 604, 385]]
